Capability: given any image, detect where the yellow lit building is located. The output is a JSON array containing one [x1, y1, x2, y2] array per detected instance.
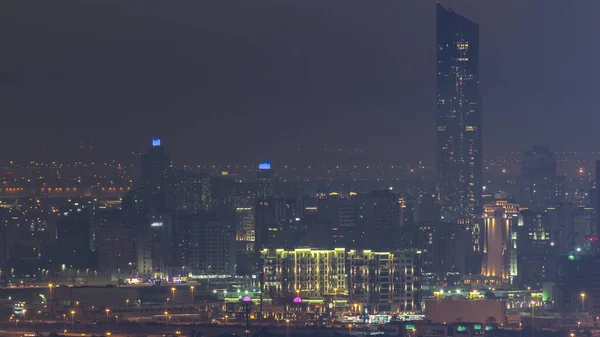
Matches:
[[261, 248, 421, 312], [482, 200, 519, 283]]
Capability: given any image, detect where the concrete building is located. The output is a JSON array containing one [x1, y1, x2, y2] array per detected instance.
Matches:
[[425, 299, 505, 325], [185, 212, 235, 275], [515, 210, 555, 288], [415, 222, 467, 280]]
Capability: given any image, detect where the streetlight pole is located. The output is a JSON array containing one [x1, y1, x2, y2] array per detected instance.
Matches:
[[531, 301, 535, 337], [286, 319, 290, 337], [70, 310, 75, 330], [105, 309, 110, 323], [581, 293, 586, 312], [164, 311, 169, 328], [171, 287, 176, 304], [190, 286, 195, 325], [48, 284, 53, 317]]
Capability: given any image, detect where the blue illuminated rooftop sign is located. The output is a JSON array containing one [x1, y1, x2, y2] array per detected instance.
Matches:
[[258, 161, 271, 170], [152, 137, 161, 147]]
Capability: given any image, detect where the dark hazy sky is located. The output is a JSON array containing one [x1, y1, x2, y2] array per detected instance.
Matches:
[[2, 1, 599, 164]]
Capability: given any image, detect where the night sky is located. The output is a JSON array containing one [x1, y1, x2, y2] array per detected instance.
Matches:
[[2, 1, 599, 164]]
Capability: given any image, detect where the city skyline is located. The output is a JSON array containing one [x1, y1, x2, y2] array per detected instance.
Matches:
[[0, 1, 599, 333]]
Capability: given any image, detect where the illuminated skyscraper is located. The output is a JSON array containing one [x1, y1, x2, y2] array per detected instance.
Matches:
[[436, 3, 482, 224], [255, 161, 276, 251], [256, 161, 274, 202]]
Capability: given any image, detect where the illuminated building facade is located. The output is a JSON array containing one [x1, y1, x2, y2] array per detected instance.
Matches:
[[436, 3, 482, 224], [482, 201, 519, 282], [236, 207, 255, 251], [347, 249, 421, 312], [261, 248, 421, 312]]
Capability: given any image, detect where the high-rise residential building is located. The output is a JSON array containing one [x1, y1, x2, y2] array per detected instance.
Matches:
[[519, 146, 560, 210], [414, 222, 467, 281], [184, 212, 235, 275], [261, 247, 421, 313], [140, 137, 170, 211], [547, 203, 595, 255], [255, 161, 276, 251], [236, 206, 255, 251], [95, 208, 136, 279], [135, 212, 181, 280], [56, 198, 97, 269], [415, 194, 441, 223], [436, 3, 482, 224], [256, 161, 274, 202], [515, 210, 555, 288], [356, 190, 403, 250], [482, 200, 519, 283], [557, 254, 600, 312]]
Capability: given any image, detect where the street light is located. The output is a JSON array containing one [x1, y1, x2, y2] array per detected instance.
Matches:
[[581, 292, 586, 312], [531, 301, 536, 337], [70, 310, 75, 329], [190, 286, 195, 325], [164, 311, 169, 328], [171, 287, 176, 304], [48, 284, 53, 314], [286, 319, 290, 337], [75, 301, 79, 308], [225, 315, 228, 333], [126, 299, 129, 307], [105, 308, 110, 323]]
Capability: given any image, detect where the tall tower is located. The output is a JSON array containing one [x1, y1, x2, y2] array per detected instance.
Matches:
[[436, 3, 482, 224], [255, 161, 275, 251], [140, 137, 170, 210], [256, 162, 274, 202]]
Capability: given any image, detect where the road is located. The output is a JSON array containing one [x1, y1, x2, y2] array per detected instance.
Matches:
[[0, 321, 359, 337]]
